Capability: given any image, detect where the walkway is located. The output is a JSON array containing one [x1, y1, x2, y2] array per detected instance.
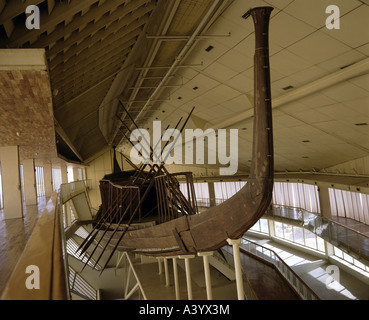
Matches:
[[266, 206, 369, 262], [245, 234, 369, 300], [0, 198, 47, 295], [223, 245, 300, 300]]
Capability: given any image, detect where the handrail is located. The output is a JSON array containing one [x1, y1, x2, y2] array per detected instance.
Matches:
[[1, 193, 69, 300], [69, 266, 98, 300], [265, 205, 369, 261], [240, 237, 320, 300], [60, 180, 90, 204]]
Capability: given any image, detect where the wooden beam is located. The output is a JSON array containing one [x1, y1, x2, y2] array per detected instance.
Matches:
[[3, 19, 15, 38], [5, 0, 100, 47], [47, 0, 55, 15], [50, 41, 133, 85], [48, 7, 152, 68], [0, 0, 44, 26], [51, 46, 130, 86], [48, 21, 144, 69], [46, 0, 150, 58], [50, 27, 138, 75], [55, 65, 120, 102], [31, 0, 127, 48], [53, 57, 125, 94]]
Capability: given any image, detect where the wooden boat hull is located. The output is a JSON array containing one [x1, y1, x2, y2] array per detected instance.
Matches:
[[104, 6, 274, 257]]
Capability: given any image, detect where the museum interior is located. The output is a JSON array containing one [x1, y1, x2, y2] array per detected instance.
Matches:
[[0, 0, 369, 301]]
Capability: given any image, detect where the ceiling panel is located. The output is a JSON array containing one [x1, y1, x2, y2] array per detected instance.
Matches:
[[283, 0, 362, 29], [287, 30, 352, 65], [269, 11, 316, 48], [321, 4, 369, 48]]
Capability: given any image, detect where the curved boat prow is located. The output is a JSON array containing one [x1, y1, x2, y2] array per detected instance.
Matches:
[[112, 6, 275, 256]]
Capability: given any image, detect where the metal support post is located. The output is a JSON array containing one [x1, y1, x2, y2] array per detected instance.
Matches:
[[172, 257, 180, 300], [164, 258, 170, 287], [157, 257, 163, 275], [227, 238, 245, 300], [179, 255, 195, 300], [198, 251, 213, 300]]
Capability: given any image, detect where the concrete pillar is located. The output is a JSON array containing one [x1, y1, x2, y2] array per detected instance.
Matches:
[[22, 159, 37, 205], [318, 184, 332, 219], [60, 164, 68, 184], [73, 167, 79, 181], [227, 238, 245, 300], [43, 162, 53, 198], [198, 251, 213, 300], [0, 146, 23, 219], [208, 182, 216, 207]]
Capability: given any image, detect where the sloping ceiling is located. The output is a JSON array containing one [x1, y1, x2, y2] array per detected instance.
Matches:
[[0, 0, 369, 177]]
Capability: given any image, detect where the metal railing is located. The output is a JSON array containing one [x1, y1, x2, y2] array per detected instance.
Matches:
[[69, 266, 99, 300], [265, 205, 369, 262], [60, 180, 90, 204], [240, 237, 320, 300]]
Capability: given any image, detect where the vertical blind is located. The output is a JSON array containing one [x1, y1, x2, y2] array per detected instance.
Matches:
[[35, 166, 45, 197], [52, 168, 62, 191], [329, 188, 369, 225], [272, 182, 320, 214], [214, 181, 246, 204]]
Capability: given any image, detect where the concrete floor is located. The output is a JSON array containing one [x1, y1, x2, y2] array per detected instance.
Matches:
[[132, 255, 238, 300], [0, 198, 47, 296]]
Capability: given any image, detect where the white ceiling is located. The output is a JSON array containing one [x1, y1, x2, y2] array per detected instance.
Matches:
[[126, 0, 369, 173]]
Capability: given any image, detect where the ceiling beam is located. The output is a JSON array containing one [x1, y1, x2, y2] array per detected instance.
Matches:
[[51, 42, 133, 87], [0, 0, 44, 26], [53, 60, 124, 96], [48, 14, 148, 68], [54, 119, 84, 162], [46, 0, 151, 59], [5, 0, 100, 46], [50, 36, 134, 77], [31, 0, 126, 48]]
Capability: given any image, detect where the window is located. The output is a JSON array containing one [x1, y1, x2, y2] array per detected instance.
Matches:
[[180, 182, 209, 207], [35, 166, 45, 197], [273, 182, 320, 213], [52, 168, 62, 191], [333, 246, 369, 274], [214, 181, 246, 204], [274, 222, 325, 253], [329, 188, 369, 225], [250, 218, 269, 234]]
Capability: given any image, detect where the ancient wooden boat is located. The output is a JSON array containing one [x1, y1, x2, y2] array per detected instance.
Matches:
[[78, 6, 274, 270]]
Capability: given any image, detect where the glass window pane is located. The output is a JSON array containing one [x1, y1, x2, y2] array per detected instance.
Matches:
[[283, 224, 294, 241], [317, 236, 325, 252], [250, 220, 260, 232], [260, 219, 269, 234], [293, 226, 304, 245], [343, 252, 354, 264], [334, 247, 343, 258], [304, 230, 317, 249], [274, 221, 284, 238]]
